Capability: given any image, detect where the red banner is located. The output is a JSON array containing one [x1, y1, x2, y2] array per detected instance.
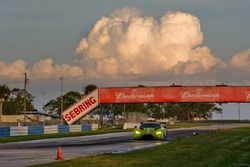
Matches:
[[99, 86, 250, 103]]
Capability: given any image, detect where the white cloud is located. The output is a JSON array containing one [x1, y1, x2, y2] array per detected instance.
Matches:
[[230, 49, 250, 71], [0, 58, 83, 81], [1, 7, 250, 86], [30, 59, 54, 79], [30, 58, 83, 80], [75, 8, 221, 79], [54, 64, 83, 78], [0, 59, 27, 79]]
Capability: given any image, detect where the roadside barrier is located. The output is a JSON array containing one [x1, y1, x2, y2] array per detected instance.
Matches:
[[44, 125, 58, 134], [28, 126, 44, 135], [91, 124, 98, 130], [123, 123, 140, 129], [58, 125, 69, 133], [0, 124, 98, 137], [0, 127, 10, 137], [69, 125, 82, 132], [82, 124, 92, 131], [10, 126, 28, 136]]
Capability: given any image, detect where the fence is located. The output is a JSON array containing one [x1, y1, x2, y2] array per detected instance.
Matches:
[[0, 124, 98, 137]]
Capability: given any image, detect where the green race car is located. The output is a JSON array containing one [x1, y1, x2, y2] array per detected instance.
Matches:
[[133, 122, 167, 140]]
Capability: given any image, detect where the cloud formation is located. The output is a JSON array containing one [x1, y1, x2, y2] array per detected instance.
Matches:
[[30, 58, 83, 80], [230, 49, 250, 71], [75, 7, 221, 78], [0, 58, 83, 81], [1, 7, 250, 85], [0, 59, 27, 80]]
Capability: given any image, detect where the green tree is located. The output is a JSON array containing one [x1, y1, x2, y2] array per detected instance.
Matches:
[[146, 103, 167, 119], [123, 103, 146, 113], [0, 85, 11, 120], [142, 102, 221, 121], [163, 102, 221, 121], [63, 91, 82, 109], [3, 88, 36, 115], [43, 91, 82, 115], [83, 84, 97, 95], [43, 98, 60, 115]]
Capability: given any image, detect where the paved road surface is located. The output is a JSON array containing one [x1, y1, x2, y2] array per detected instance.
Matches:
[[0, 123, 249, 167]]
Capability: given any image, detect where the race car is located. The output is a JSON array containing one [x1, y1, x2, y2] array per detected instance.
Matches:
[[133, 122, 167, 140]]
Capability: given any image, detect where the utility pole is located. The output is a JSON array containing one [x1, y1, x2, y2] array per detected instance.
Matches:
[[220, 103, 223, 122], [123, 103, 126, 121], [60, 77, 64, 125], [24, 72, 28, 125], [238, 103, 241, 121], [123, 103, 126, 113]]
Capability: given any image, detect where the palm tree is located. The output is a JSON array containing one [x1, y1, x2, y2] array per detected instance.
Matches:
[[0, 85, 11, 121], [83, 84, 97, 95]]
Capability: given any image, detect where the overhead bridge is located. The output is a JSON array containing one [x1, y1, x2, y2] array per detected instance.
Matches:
[[62, 85, 250, 124]]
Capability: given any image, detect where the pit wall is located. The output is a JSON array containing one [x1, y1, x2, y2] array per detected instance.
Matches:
[[0, 124, 98, 137]]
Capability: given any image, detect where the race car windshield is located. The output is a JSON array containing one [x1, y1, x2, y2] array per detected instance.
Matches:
[[139, 123, 161, 130]]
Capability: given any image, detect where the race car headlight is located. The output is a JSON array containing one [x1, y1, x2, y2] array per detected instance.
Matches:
[[135, 130, 141, 135], [156, 131, 162, 135]]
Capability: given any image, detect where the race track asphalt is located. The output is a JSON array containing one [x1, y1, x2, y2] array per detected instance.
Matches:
[[0, 123, 249, 167]]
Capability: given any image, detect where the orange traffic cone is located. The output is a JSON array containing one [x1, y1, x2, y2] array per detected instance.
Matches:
[[55, 146, 63, 160]]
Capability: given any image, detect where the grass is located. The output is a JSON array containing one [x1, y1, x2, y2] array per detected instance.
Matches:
[[31, 127, 250, 167], [167, 122, 214, 129], [0, 122, 213, 143], [0, 128, 131, 143], [0, 121, 241, 143]]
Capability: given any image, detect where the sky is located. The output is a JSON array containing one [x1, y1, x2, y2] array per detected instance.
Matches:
[[0, 0, 250, 119]]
